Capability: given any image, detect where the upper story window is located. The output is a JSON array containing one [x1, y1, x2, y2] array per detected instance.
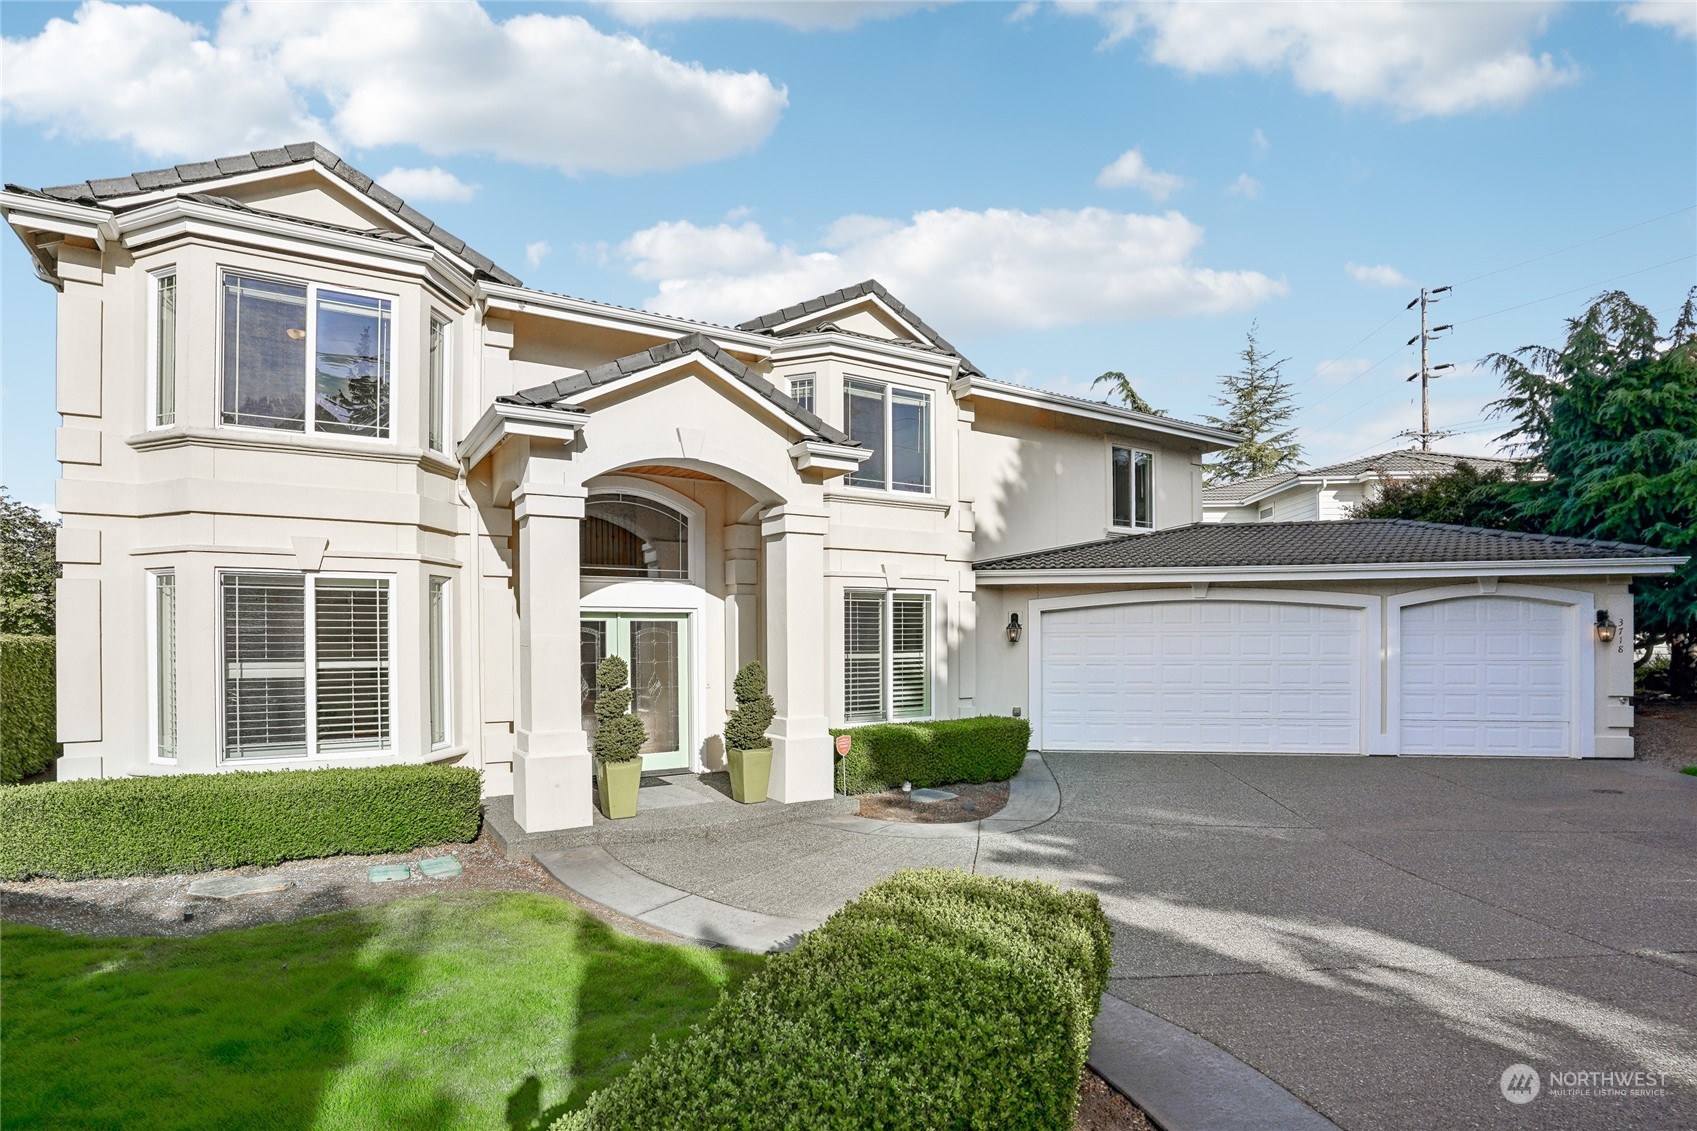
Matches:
[[221, 272, 392, 440], [581, 493, 691, 580], [844, 378, 931, 493], [1111, 446, 1154, 530], [151, 271, 177, 428], [788, 374, 816, 414], [428, 314, 449, 452]]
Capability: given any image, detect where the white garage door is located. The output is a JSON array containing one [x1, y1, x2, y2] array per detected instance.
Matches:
[[1039, 601, 1364, 753], [1399, 597, 1571, 756]]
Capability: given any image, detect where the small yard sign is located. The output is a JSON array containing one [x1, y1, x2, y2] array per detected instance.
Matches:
[[835, 735, 852, 756]]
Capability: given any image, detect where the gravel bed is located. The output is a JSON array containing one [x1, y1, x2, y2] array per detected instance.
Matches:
[[855, 780, 1010, 823], [1075, 1067, 1155, 1130], [1632, 700, 1697, 773]]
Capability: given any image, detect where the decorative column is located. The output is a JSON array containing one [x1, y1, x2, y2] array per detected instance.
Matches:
[[723, 520, 761, 675], [761, 506, 833, 802], [511, 475, 592, 832]]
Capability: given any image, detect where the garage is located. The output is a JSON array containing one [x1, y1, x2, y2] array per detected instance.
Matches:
[[1399, 596, 1571, 756], [1040, 600, 1363, 754]]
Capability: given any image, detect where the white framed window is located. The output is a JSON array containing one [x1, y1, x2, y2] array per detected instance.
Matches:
[[220, 271, 394, 440], [1110, 445, 1154, 530], [220, 571, 393, 761], [428, 576, 450, 748], [149, 270, 178, 428], [149, 570, 177, 761], [843, 590, 931, 723], [428, 314, 449, 453], [788, 374, 816, 414], [1258, 506, 1275, 521], [844, 378, 931, 493]]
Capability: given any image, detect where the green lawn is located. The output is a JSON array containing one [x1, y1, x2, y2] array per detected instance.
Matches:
[[2, 891, 763, 1131]]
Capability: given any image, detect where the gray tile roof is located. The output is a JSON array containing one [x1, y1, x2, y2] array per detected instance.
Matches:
[[499, 332, 854, 446], [177, 193, 431, 248], [736, 279, 986, 377], [13, 141, 521, 285], [974, 520, 1677, 572], [1203, 450, 1522, 504]]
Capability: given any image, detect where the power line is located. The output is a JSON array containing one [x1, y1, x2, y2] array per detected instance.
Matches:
[[1457, 255, 1697, 326], [1290, 308, 1407, 395], [1455, 204, 1697, 287]]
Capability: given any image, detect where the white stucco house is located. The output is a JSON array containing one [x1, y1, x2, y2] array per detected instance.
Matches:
[[1203, 449, 1522, 523], [3, 144, 1684, 833]]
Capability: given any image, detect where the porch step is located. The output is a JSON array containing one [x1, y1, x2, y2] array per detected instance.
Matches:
[[483, 789, 858, 860]]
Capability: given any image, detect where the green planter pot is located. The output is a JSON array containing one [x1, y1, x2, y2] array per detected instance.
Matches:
[[728, 747, 772, 804], [596, 758, 643, 819]]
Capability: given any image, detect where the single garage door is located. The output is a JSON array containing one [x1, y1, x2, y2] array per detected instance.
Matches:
[[1040, 601, 1364, 753], [1399, 597, 1571, 756]]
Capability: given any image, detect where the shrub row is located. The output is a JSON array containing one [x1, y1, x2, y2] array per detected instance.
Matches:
[[0, 763, 482, 881], [559, 868, 1112, 1131], [830, 714, 1032, 794], [1, 635, 56, 785]]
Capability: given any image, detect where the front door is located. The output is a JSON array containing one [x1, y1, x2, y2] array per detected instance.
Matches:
[[581, 613, 690, 770]]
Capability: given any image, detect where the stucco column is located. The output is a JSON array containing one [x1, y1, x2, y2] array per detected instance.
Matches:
[[762, 507, 833, 802], [511, 479, 592, 832], [723, 521, 761, 675]]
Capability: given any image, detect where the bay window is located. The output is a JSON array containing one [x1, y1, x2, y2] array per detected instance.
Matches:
[[221, 272, 393, 439], [429, 576, 450, 748], [221, 572, 392, 760], [843, 590, 931, 723], [428, 315, 448, 452], [844, 379, 931, 493], [788, 374, 816, 414], [1111, 446, 1154, 530], [150, 570, 177, 761], [151, 271, 177, 428]]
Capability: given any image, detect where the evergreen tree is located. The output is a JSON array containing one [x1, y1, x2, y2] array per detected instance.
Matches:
[[0, 488, 59, 636], [724, 662, 776, 752], [1090, 371, 1163, 416], [1203, 323, 1303, 484], [1347, 463, 1530, 529], [592, 656, 648, 763]]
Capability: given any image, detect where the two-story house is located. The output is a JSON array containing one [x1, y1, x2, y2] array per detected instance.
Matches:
[[1203, 450, 1522, 523], [3, 145, 1681, 833]]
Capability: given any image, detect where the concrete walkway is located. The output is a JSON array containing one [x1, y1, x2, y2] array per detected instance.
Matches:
[[533, 752, 1697, 1131]]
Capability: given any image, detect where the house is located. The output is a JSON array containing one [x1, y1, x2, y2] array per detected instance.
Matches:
[[2, 144, 1683, 834], [1203, 449, 1521, 523]]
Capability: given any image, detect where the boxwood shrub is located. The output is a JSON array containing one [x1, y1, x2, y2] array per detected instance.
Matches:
[[559, 868, 1112, 1131], [0, 763, 482, 881], [1, 635, 56, 785], [830, 715, 1031, 794]]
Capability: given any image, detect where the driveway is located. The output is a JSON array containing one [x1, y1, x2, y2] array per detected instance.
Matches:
[[583, 754, 1697, 1130]]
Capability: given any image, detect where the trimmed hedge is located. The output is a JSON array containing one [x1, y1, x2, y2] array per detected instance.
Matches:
[[1, 635, 56, 785], [830, 715, 1031, 794], [0, 763, 482, 881], [559, 868, 1112, 1131]]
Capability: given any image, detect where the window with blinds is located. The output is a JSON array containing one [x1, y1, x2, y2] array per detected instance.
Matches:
[[153, 571, 177, 760], [221, 572, 391, 760], [153, 272, 177, 428], [843, 590, 931, 724], [429, 577, 449, 747]]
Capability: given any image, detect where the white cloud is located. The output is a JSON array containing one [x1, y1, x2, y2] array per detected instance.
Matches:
[[1226, 173, 1262, 199], [2, 1, 787, 174], [1096, 148, 1186, 200], [1345, 261, 1412, 289], [594, 1, 942, 30], [1312, 356, 1373, 385], [1251, 127, 1270, 154], [525, 241, 553, 268], [618, 206, 1286, 334], [376, 166, 478, 204], [1623, 1, 1697, 38], [1071, 1, 1576, 117]]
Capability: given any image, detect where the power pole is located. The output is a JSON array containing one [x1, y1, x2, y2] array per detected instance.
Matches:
[[1399, 286, 1455, 451]]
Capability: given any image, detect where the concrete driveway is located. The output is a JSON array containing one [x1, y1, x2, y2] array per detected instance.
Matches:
[[580, 754, 1697, 1130], [985, 753, 1697, 1131]]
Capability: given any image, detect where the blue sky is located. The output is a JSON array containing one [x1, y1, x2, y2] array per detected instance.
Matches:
[[3, 1, 1694, 513]]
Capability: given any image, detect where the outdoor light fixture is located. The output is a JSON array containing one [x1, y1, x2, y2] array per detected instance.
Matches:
[[1595, 610, 1618, 644], [1006, 613, 1022, 644]]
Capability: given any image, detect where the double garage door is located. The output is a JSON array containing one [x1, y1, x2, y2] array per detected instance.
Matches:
[[1038, 596, 1572, 756]]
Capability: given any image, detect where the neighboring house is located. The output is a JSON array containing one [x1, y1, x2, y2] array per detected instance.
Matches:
[[1203, 450, 1521, 523], [2, 146, 1683, 835]]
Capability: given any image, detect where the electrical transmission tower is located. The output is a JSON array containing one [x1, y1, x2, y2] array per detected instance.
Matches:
[[1397, 285, 1455, 451]]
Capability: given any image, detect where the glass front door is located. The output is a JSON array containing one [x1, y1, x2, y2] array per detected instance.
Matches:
[[581, 613, 689, 771]]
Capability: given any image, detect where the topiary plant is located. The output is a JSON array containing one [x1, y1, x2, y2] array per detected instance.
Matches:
[[724, 661, 776, 752], [592, 656, 647, 763]]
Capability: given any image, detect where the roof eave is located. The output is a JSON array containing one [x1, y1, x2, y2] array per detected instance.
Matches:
[[973, 556, 1688, 585], [958, 376, 1241, 449]]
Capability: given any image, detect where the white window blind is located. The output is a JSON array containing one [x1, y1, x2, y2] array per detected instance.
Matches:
[[890, 594, 930, 719], [153, 571, 177, 760], [429, 577, 449, 747], [314, 578, 391, 752], [844, 591, 885, 722]]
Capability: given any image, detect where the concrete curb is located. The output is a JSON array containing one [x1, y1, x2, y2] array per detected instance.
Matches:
[[484, 791, 858, 860], [535, 844, 821, 953], [1089, 994, 1342, 1131], [805, 753, 1062, 839]]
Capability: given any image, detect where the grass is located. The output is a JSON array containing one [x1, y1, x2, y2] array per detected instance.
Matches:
[[1, 891, 763, 1131], [1683, 766, 1697, 776]]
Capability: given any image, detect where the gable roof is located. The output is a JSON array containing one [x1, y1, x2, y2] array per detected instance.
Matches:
[[10, 141, 521, 286], [737, 279, 986, 378], [1203, 449, 1521, 505], [974, 519, 1678, 572], [500, 332, 853, 446]]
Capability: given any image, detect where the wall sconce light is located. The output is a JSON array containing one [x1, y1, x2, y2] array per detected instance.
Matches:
[[1595, 610, 1618, 644], [1006, 613, 1022, 644]]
